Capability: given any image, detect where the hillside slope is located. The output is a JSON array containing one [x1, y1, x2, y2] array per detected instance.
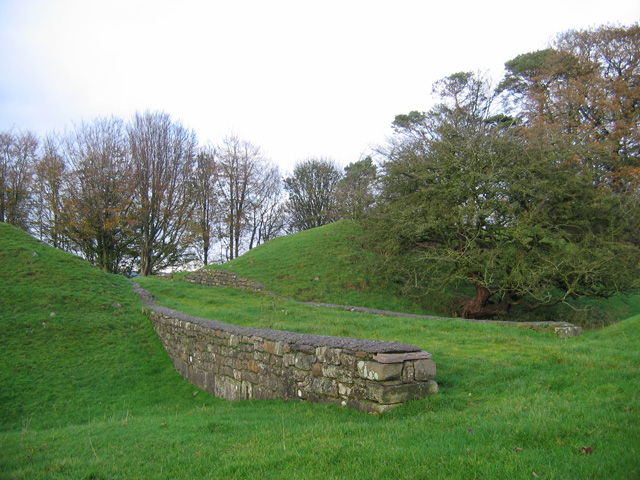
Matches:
[[214, 220, 443, 315], [0, 222, 196, 431]]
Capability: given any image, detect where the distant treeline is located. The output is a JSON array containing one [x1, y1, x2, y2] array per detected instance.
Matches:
[[2, 23, 639, 318]]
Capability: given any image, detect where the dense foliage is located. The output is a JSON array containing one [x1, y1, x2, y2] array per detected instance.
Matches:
[[369, 24, 640, 318], [283, 158, 342, 232]]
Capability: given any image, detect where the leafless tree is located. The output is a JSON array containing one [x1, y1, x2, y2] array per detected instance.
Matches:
[[190, 146, 218, 265], [0, 129, 38, 230], [129, 111, 197, 275], [32, 133, 67, 249], [247, 164, 285, 250], [216, 134, 282, 260]]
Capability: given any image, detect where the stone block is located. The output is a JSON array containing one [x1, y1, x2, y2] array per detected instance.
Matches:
[[414, 359, 437, 381], [291, 344, 315, 355], [366, 380, 438, 404], [357, 360, 403, 381], [276, 380, 296, 400], [247, 360, 260, 373], [338, 383, 352, 397], [340, 352, 356, 370], [316, 347, 342, 365], [283, 353, 295, 367], [402, 363, 415, 383], [204, 371, 216, 394], [263, 374, 284, 392], [253, 385, 277, 400], [315, 346, 328, 362], [264, 340, 276, 354], [253, 338, 264, 351], [215, 376, 243, 402], [292, 368, 309, 382], [242, 370, 260, 385], [172, 357, 187, 378], [310, 377, 338, 397], [321, 364, 341, 378], [373, 351, 432, 363], [555, 326, 583, 338], [336, 369, 354, 383], [294, 353, 315, 371], [240, 381, 253, 400]]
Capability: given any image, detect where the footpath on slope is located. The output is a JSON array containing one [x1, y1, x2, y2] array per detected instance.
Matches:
[[177, 268, 583, 338], [298, 301, 582, 337]]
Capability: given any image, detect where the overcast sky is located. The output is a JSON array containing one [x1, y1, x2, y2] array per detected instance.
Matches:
[[1, 0, 638, 172]]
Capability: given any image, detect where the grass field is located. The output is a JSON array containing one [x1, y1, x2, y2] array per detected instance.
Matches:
[[1, 221, 640, 479]]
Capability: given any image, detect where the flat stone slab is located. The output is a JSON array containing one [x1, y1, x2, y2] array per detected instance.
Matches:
[[373, 352, 432, 363]]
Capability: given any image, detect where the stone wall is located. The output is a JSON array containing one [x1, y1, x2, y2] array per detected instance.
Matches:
[[183, 268, 264, 293], [134, 284, 438, 413]]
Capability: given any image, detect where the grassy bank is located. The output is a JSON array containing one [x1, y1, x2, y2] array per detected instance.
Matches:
[[213, 220, 443, 315], [1, 222, 639, 479]]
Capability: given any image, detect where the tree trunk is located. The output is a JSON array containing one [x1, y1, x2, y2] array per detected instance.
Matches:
[[462, 279, 512, 319], [462, 280, 493, 319]]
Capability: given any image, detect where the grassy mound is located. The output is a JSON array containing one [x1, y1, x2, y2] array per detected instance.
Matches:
[[211, 221, 640, 325], [0, 222, 200, 432], [213, 220, 443, 315]]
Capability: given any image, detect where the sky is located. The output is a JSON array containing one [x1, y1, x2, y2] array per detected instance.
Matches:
[[1, 0, 638, 173]]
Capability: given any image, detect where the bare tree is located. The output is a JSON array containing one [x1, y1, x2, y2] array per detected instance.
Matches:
[[32, 133, 67, 249], [190, 146, 218, 265], [0, 129, 38, 230], [129, 111, 197, 275], [247, 164, 284, 250], [62, 117, 135, 273], [216, 134, 281, 260]]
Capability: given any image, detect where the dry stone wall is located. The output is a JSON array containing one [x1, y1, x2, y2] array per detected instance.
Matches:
[[183, 268, 264, 293], [134, 284, 437, 413]]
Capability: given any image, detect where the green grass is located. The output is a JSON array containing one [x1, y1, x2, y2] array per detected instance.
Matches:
[[212, 220, 443, 315], [2, 221, 640, 479], [212, 220, 640, 326]]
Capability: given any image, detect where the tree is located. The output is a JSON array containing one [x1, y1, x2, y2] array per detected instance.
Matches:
[[32, 134, 67, 249], [372, 71, 640, 318], [499, 23, 640, 190], [129, 111, 197, 276], [62, 117, 135, 274], [247, 164, 284, 250], [335, 156, 378, 220], [284, 158, 342, 232], [216, 134, 279, 260], [190, 147, 218, 266], [0, 129, 38, 230]]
